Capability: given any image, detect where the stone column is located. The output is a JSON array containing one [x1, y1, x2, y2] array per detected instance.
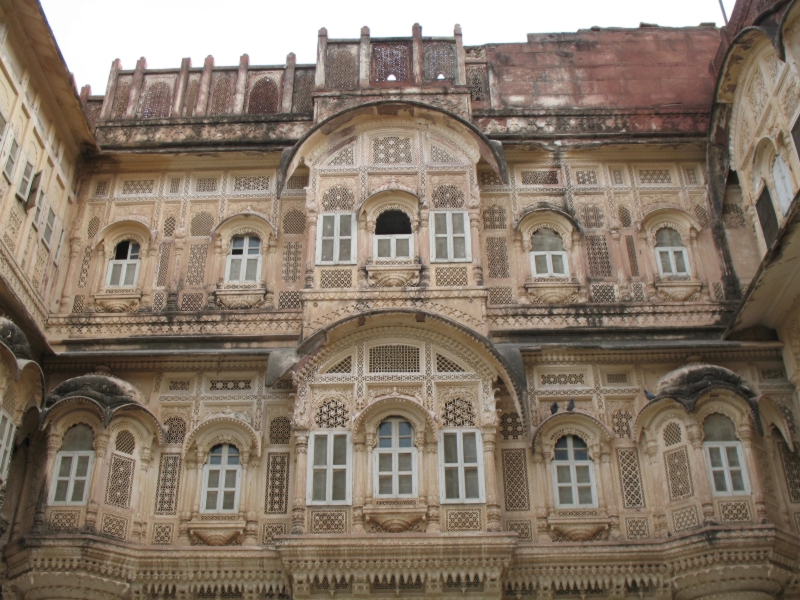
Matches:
[[282, 53, 296, 114], [536, 446, 555, 541], [263, 239, 277, 307], [99, 59, 122, 121], [194, 56, 214, 117], [315, 29, 328, 89], [291, 432, 309, 533], [411, 23, 423, 86], [138, 243, 159, 309], [738, 425, 767, 522], [125, 57, 147, 118], [469, 212, 483, 286], [515, 234, 531, 303], [351, 437, 366, 533], [32, 431, 62, 533], [482, 427, 501, 531], [598, 442, 622, 539], [687, 423, 715, 524], [643, 435, 668, 537], [59, 236, 84, 312], [424, 440, 440, 532], [305, 214, 318, 289], [638, 230, 657, 300], [689, 228, 711, 299], [418, 207, 430, 287], [172, 58, 191, 116], [358, 27, 370, 88]]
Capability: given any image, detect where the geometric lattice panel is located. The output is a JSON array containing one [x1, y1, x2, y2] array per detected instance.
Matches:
[[100, 513, 129, 541], [151, 523, 174, 545], [48, 509, 80, 533], [442, 398, 475, 427], [500, 413, 524, 440], [154, 453, 181, 515], [486, 237, 510, 279], [105, 454, 135, 509], [617, 448, 645, 509], [625, 516, 650, 540], [779, 442, 800, 503], [446, 509, 482, 532], [262, 522, 288, 545], [264, 452, 290, 514], [718, 500, 751, 523], [309, 509, 347, 534], [671, 505, 700, 533], [502, 449, 530, 511], [664, 446, 693, 502], [505, 520, 533, 541]]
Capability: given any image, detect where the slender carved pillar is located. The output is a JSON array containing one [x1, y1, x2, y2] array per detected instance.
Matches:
[[469, 212, 483, 286], [687, 423, 715, 524], [738, 425, 767, 522], [425, 441, 440, 532], [292, 432, 309, 533], [482, 427, 501, 531], [59, 237, 83, 311], [351, 437, 366, 533]]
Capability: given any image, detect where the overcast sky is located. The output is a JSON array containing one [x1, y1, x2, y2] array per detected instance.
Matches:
[[40, 0, 738, 94]]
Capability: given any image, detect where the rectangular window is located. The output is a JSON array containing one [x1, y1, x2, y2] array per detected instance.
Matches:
[[308, 432, 351, 505], [431, 211, 470, 262], [2, 137, 19, 183], [374, 234, 413, 260], [316, 213, 356, 264], [439, 429, 484, 503], [31, 190, 44, 230], [201, 445, 241, 513], [42, 208, 56, 247], [15, 160, 33, 202], [24, 170, 41, 209], [655, 248, 690, 276], [530, 251, 568, 277], [54, 229, 66, 263], [0, 410, 15, 482], [756, 187, 780, 249], [225, 236, 261, 282], [106, 243, 141, 288], [49, 451, 94, 505], [706, 443, 749, 495]]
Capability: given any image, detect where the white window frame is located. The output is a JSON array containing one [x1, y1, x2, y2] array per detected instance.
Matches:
[[704, 441, 750, 496], [316, 213, 357, 265], [54, 229, 66, 264], [2, 135, 19, 183], [307, 431, 352, 505], [529, 250, 569, 277], [654, 246, 690, 277], [438, 428, 485, 504], [373, 418, 417, 498], [430, 210, 471, 263], [42, 207, 56, 248], [224, 235, 262, 283], [48, 450, 94, 506], [15, 160, 34, 202], [200, 444, 242, 513], [105, 241, 141, 288], [551, 436, 598, 509], [0, 410, 15, 482], [373, 233, 414, 260]]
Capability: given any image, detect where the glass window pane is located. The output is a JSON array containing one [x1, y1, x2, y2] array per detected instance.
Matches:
[[224, 470, 237, 488], [379, 422, 392, 437], [321, 239, 334, 262], [312, 470, 327, 501], [129, 242, 140, 259], [248, 237, 260, 253], [573, 449, 588, 461], [443, 433, 458, 464], [229, 258, 241, 281], [575, 465, 590, 484], [58, 455, 73, 477], [210, 452, 222, 465], [377, 238, 391, 257], [123, 264, 136, 286], [556, 465, 571, 483], [110, 263, 122, 286], [339, 214, 352, 236], [226, 448, 239, 465], [444, 467, 459, 499], [708, 447, 723, 468], [453, 237, 466, 259], [435, 237, 448, 259], [398, 453, 412, 472], [54, 480, 68, 502], [451, 213, 465, 235], [205, 490, 218, 510], [399, 436, 412, 448], [398, 475, 412, 495], [572, 437, 587, 448], [76, 455, 90, 477], [332, 470, 346, 500], [434, 213, 448, 234], [659, 250, 673, 274], [378, 453, 392, 472], [232, 237, 244, 251], [730, 470, 745, 491], [534, 255, 548, 275], [332, 435, 347, 465], [558, 486, 573, 505], [313, 436, 327, 466], [322, 216, 335, 237], [725, 446, 740, 468], [207, 470, 220, 489], [554, 449, 569, 461], [674, 250, 687, 273], [577, 485, 593, 505], [552, 254, 565, 274], [379, 437, 392, 449], [396, 238, 409, 257], [338, 238, 351, 262], [379, 475, 392, 494], [245, 258, 258, 281], [70, 480, 86, 502], [399, 422, 412, 436], [462, 433, 477, 463], [222, 490, 235, 510], [713, 470, 727, 492], [464, 467, 479, 498]]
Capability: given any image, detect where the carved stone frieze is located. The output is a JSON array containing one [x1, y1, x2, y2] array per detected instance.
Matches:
[[524, 279, 583, 304], [366, 264, 421, 288], [654, 279, 704, 302], [92, 289, 143, 313]]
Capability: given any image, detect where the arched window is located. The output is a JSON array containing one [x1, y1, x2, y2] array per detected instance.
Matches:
[[552, 435, 596, 508], [374, 418, 416, 497], [225, 235, 261, 283], [654, 228, 689, 277], [439, 429, 484, 503], [201, 444, 241, 513], [106, 240, 141, 287], [703, 414, 749, 496], [50, 424, 95, 505], [530, 228, 568, 277], [374, 210, 413, 260]]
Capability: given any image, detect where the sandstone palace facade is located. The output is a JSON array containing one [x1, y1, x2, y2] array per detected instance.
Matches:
[[0, 0, 799, 597]]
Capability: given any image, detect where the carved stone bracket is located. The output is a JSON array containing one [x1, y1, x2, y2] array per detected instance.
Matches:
[[366, 264, 422, 288], [524, 279, 582, 304], [654, 279, 703, 302], [92, 289, 143, 313]]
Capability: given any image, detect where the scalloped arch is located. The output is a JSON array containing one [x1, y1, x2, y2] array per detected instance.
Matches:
[[352, 396, 438, 443], [532, 411, 614, 456], [183, 415, 261, 463]]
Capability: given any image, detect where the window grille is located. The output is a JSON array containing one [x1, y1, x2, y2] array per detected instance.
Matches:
[[502, 448, 530, 511], [436, 354, 464, 373], [487, 237, 510, 278], [320, 269, 352, 288], [151, 523, 173, 546], [164, 417, 187, 444], [591, 284, 616, 303], [309, 508, 348, 532], [704, 414, 749, 496], [655, 228, 690, 277], [483, 205, 506, 229], [179, 293, 204, 311], [329, 146, 354, 165], [105, 453, 135, 509], [262, 522, 288, 544], [672, 505, 700, 533], [368, 345, 420, 373], [617, 448, 645, 509], [631, 282, 646, 302], [445, 508, 483, 530], [194, 177, 218, 193], [618, 206, 632, 227], [372, 137, 412, 164], [169, 177, 181, 195], [269, 417, 292, 445], [442, 398, 476, 427], [580, 205, 605, 228], [48, 510, 80, 533], [664, 446, 693, 501], [283, 209, 306, 235], [506, 520, 533, 541], [372, 44, 410, 83], [233, 175, 269, 192], [612, 169, 625, 185], [586, 235, 612, 277], [530, 228, 568, 277], [210, 77, 232, 116], [225, 236, 261, 283], [121, 179, 154, 195], [209, 379, 252, 392], [78, 247, 91, 287], [479, 170, 503, 187], [264, 452, 290, 513], [779, 442, 800, 503], [540, 373, 584, 385], [115, 430, 135, 454], [281, 241, 302, 283], [432, 184, 464, 208], [154, 453, 181, 515], [106, 240, 140, 288], [321, 187, 355, 211], [163, 216, 176, 237], [186, 244, 208, 285], [625, 517, 649, 540], [552, 435, 597, 507], [112, 81, 130, 118], [315, 399, 349, 429], [156, 242, 171, 287], [432, 211, 470, 263], [488, 286, 514, 305], [71, 295, 84, 314], [292, 69, 315, 112], [718, 500, 751, 523], [625, 235, 639, 277], [685, 167, 699, 185], [287, 175, 309, 189], [638, 169, 672, 185], [278, 291, 301, 309], [521, 170, 559, 185], [325, 356, 352, 374], [140, 82, 171, 119], [100, 513, 128, 541], [467, 65, 488, 102], [327, 48, 358, 90], [607, 372, 629, 385], [663, 422, 682, 446], [374, 418, 416, 498], [423, 43, 456, 82], [247, 77, 280, 115], [574, 170, 598, 185], [500, 413, 524, 440], [93, 180, 108, 198], [712, 282, 725, 301], [611, 409, 632, 438]]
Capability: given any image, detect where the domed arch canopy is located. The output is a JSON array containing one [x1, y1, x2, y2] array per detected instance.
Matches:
[[651, 364, 757, 410], [211, 212, 277, 243], [276, 101, 509, 197], [0, 317, 33, 360], [43, 374, 149, 427], [93, 220, 155, 255]]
